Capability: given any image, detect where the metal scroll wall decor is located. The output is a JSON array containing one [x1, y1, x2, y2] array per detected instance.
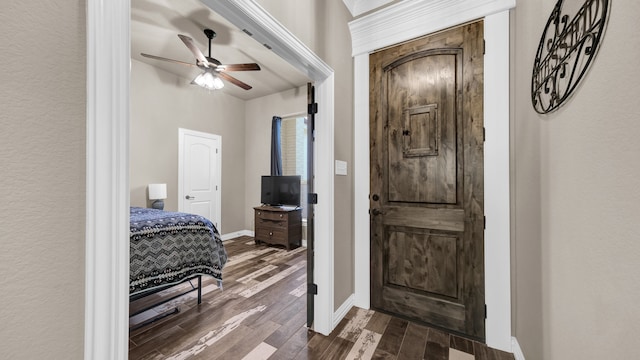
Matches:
[[531, 0, 610, 114]]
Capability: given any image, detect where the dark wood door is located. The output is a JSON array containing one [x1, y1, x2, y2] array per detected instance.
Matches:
[[370, 21, 485, 340], [306, 83, 316, 329]]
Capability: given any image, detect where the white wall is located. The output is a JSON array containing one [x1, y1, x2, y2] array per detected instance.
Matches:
[[130, 59, 247, 233], [513, 1, 640, 359], [0, 1, 86, 358]]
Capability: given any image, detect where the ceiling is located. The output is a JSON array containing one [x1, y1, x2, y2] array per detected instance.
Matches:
[[131, 0, 310, 100]]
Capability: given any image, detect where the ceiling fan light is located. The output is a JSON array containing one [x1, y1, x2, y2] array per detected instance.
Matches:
[[192, 71, 224, 90], [212, 76, 224, 89]]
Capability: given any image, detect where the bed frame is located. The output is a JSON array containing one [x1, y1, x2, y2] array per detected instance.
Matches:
[[129, 275, 203, 331]]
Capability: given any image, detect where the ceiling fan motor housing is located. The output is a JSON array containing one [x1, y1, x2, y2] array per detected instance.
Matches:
[[204, 28, 216, 40]]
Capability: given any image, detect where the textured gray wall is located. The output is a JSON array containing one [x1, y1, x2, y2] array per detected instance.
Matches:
[[512, 1, 640, 359], [0, 1, 86, 358]]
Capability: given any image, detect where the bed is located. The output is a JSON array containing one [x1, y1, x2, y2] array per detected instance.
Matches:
[[129, 207, 227, 319]]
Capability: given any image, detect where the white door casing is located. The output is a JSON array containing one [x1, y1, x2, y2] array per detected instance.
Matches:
[[349, 0, 515, 352], [178, 129, 221, 231], [86, 1, 335, 358]]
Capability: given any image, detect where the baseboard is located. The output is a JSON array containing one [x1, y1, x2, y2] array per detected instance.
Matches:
[[221, 230, 254, 241], [333, 294, 355, 328], [512, 337, 526, 360]]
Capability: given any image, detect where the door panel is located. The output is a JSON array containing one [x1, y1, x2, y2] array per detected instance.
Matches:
[[387, 228, 458, 298], [179, 129, 221, 229], [188, 143, 212, 191], [388, 51, 460, 205], [370, 21, 484, 339]]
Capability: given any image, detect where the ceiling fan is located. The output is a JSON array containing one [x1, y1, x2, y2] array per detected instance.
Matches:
[[141, 28, 261, 90]]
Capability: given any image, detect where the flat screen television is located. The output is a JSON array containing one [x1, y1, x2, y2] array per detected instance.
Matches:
[[261, 175, 301, 207]]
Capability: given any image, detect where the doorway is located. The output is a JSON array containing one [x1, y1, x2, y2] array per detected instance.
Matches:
[[369, 21, 485, 339], [350, 2, 514, 351], [85, 0, 336, 357]]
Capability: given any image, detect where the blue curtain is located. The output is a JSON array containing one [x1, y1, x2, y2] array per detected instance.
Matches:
[[270, 116, 282, 176]]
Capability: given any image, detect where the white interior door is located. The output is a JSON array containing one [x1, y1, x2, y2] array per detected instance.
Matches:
[[179, 128, 222, 231]]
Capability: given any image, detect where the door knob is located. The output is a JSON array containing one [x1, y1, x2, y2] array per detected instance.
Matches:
[[371, 208, 383, 216], [185, 195, 196, 200]]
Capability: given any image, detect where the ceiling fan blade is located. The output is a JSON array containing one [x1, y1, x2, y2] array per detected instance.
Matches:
[[140, 53, 198, 68], [178, 34, 210, 68], [218, 72, 252, 90], [217, 63, 261, 72]]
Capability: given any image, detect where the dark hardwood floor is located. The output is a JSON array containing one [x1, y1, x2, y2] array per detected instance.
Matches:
[[129, 236, 514, 360]]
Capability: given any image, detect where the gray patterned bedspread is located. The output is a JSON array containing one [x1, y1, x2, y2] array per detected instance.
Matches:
[[129, 207, 227, 295]]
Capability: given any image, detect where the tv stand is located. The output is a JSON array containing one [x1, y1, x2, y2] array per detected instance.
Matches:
[[254, 205, 302, 250]]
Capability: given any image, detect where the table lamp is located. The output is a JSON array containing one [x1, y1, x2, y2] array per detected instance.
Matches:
[[148, 183, 167, 210]]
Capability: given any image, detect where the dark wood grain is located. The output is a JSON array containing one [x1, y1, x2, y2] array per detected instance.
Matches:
[[424, 328, 449, 360], [370, 20, 486, 340], [396, 322, 429, 359], [376, 317, 409, 355], [451, 334, 475, 355], [365, 311, 392, 334], [474, 341, 516, 360], [268, 325, 312, 360], [322, 337, 356, 359], [129, 236, 512, 360], [304, 315, 350, 358], [254, 206, 302, 250]]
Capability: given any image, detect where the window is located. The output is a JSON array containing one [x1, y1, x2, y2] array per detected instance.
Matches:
[[281, 116, 308, 218]]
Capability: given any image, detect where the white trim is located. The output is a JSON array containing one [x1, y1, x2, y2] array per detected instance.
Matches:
[[512, 337, 527, 360], [313, 74, 335, 335], [85, 0, 130, 359], [178, 128, 222, 233], [342, 0, 396, 17], [349, 0, 516, 56], [333, 294, 355, 328], [221, 230, 254, 241], [202, 1, 335, 336], [353, 53, 370, 310], [342, 0, 357, 16], [483, 11, 512, 352], [201, 0, 332, 80], [86, 1, 336, 357], [349, 0, 515, 352]]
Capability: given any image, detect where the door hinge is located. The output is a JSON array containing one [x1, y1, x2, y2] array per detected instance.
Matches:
[[483, 39, 486, 55], [483, 127, 486, 142], [485, 304, 487, 319], [308, 283, 318, 295], [308, 102, 318, 115], [484, 215, 486, 229], [216, 148, 219, 154], [308, 193, 318, 204]]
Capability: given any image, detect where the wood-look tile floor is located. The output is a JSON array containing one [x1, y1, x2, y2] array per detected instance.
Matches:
[[129, 236, 514, 360]]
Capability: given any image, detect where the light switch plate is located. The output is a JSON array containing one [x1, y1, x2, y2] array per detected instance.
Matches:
[[335, 160, 348, 176]]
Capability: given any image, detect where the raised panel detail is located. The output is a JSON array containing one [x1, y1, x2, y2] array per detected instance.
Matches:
[[387, 228, 458, 298], [403, 104, 439, 157], [189, 143, 212, 191], [387, 51, 461, 205]]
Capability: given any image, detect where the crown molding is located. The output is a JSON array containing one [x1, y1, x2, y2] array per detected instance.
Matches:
[[342, 0, 396, 17], [349, 0, 516, 55], [201, 0, 332, 81]]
